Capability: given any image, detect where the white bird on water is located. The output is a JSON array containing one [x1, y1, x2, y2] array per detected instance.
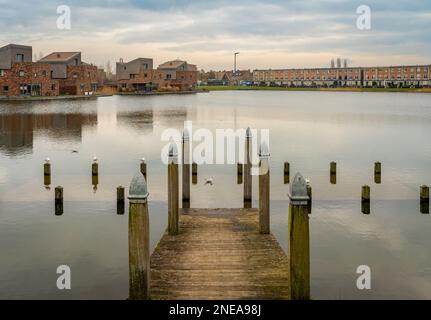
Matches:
[[45, 157, 50, 163], [93, 156, 98, 162], [71, 149, 79, 153], [204, 177, 214, 186]]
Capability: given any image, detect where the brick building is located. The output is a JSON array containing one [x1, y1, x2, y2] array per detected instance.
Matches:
[[253, 65, 431, 88], [154, 59, 198, 91], [39, 52, 98, 95], [116, 58, 154, 92], [0, 44, 59, 97]]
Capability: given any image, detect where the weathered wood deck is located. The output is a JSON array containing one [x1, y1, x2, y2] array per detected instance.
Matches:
[[150, 208, 290, 300]]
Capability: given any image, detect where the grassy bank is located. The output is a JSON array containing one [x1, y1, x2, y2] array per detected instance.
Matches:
[[199, 85, 431, 93]]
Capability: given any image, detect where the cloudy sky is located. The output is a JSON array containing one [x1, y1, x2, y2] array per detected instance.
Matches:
[[0, 0, 430, 71]]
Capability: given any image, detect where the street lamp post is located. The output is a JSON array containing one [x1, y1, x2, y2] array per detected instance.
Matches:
[[234, 52, 240, 85]]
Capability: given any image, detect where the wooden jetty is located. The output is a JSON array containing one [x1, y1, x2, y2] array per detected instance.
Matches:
[[127, 131, 311, 300]]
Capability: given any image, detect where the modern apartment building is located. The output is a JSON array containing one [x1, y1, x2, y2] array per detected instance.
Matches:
[[39, 52, 98, 95], [253, 65, 431, 88], [0, 44, 59, 97], [116, 57, 198, 92]]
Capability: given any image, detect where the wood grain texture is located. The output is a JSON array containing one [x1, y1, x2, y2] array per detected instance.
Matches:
[[150, 208, 290, 300]]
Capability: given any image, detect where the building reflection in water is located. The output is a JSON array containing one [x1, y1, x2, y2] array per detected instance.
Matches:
[[116, 110, 154, 134], [0, 113, 98, 156]]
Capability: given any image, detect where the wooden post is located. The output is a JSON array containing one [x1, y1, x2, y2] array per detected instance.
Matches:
[[44, 158, 51, 187], [330, 161, 336, 184], [92, 157, 98, 192], [374, 162, 381, 184], [284, 162, 290, 184], [306, 182, 312, 214], [128, 174, 150, 300], [140, 158, 147, 180], [117, 186, 125, 215], [182, 129, 190, 208], [237, 162, 243, 184], [244, 127, 252, 208], [420, 185, 429, 214], [362, 185, 370, 214], [192, 162, 198, 185], [168, 142, 179, 235], [55, 186, 63, 216], [258, 141, 270, 234], [288, 172, 310, 300]]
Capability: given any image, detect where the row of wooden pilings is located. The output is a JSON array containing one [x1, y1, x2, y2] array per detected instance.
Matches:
[[125, 128, 311, 300]]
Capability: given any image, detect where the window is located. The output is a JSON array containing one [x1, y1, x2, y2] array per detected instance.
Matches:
[[72, 73, 78, 79], [3, 85, 8, 92], [51, 84, 56, 91], [19, 70, 25, 77], [0, 69, 4, 76], [166, 74, 172, 80], [143, 64, 148, 70], [34, 73, 37, 77], [87, 72, 91, 78], [130, 74, 135, 79], [74, 58, 79, 66], [144, 73, 148, 77], [42, 70, 47, 77], [16, 54, 24, 62]]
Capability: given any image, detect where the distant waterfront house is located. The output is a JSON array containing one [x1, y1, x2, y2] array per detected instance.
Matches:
[[154, 59, 198, 91], [116, 57, 154, 92], [0, 44, 59, 97], [39, 52, 98, 95], [253, 65, 431, 88]]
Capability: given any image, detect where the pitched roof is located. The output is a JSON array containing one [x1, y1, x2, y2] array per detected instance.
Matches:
[[39, 52, 80, 62], [158, 59, 186, 70]]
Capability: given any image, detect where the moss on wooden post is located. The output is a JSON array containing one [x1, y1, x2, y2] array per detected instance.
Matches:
[[420, 185, 429, 214], [192, 162, 198, 185], [128, 174, 150, 300], [374, 162, 381, 184], [55, 186, 63, 216], [44, 158, 51, 187], [330, 161, 336, 184], [288, 172, 310, 300], [237, 162, 243, 184]]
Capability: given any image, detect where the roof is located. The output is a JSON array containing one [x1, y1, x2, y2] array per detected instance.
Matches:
[[39, 52, 80, 62], [0, 43, 32, 50], [158, 59, 186, 70]]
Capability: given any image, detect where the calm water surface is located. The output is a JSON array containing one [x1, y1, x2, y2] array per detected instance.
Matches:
[[1, 91, 431, 299]]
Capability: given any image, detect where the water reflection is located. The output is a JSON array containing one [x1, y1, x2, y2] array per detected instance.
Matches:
[[0, 113, 97, 156]]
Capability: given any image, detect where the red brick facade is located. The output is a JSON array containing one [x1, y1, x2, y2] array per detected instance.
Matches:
[[0, 62, 59, 97], [59, 64, 98, 95]]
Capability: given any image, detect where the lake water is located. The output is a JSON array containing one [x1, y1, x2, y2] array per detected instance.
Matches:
[[1, 91, 431, 299]]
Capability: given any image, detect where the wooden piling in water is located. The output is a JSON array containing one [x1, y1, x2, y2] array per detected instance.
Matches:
[[140, 158, 147, 180], [55, 186, 63, 216], [374, 162, 381, 184], [237, 162, 243, 184], [244, 128, 252, 208], [307, 183, 312, 214], [44, 159, 51, 187], [117, 186, 125, 215], [168, 142, 179, 235], [284, 162, 290, 184], [361, 185, 371, 214], [192, 162, 198, 185], [258, 142, 270, 234], [92, 158, 98, 176], [288, 172, 310, 300], [330, 161, 336, 184], [420, 185, 429, 214], [182, 130, 190, 208], [128, 174, 150, 299]]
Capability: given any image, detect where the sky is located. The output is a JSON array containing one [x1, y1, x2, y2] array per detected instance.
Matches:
[[0, 0, 430, 72]]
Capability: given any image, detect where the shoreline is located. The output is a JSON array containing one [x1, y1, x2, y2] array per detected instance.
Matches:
[[198, 85, 431, 93], [116, 89, 207, 96], [0, 94, 113, 102]]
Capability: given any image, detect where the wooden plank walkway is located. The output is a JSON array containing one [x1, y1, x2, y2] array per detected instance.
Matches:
[[150, 208, 290, 300]]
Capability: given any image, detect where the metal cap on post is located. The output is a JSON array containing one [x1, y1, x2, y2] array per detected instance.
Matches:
[[182, 128, 190, 143], [128, 174, 149, 203], [246, 127, 252, 140], [258, 140, 270, 159], [168, 141, 178, 163], [288, 172, 310, 205]]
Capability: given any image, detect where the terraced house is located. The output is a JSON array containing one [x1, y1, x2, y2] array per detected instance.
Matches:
[[253, 65, 431, 88], [116, 57, 198, 92], [0, 44, 59, 97]]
